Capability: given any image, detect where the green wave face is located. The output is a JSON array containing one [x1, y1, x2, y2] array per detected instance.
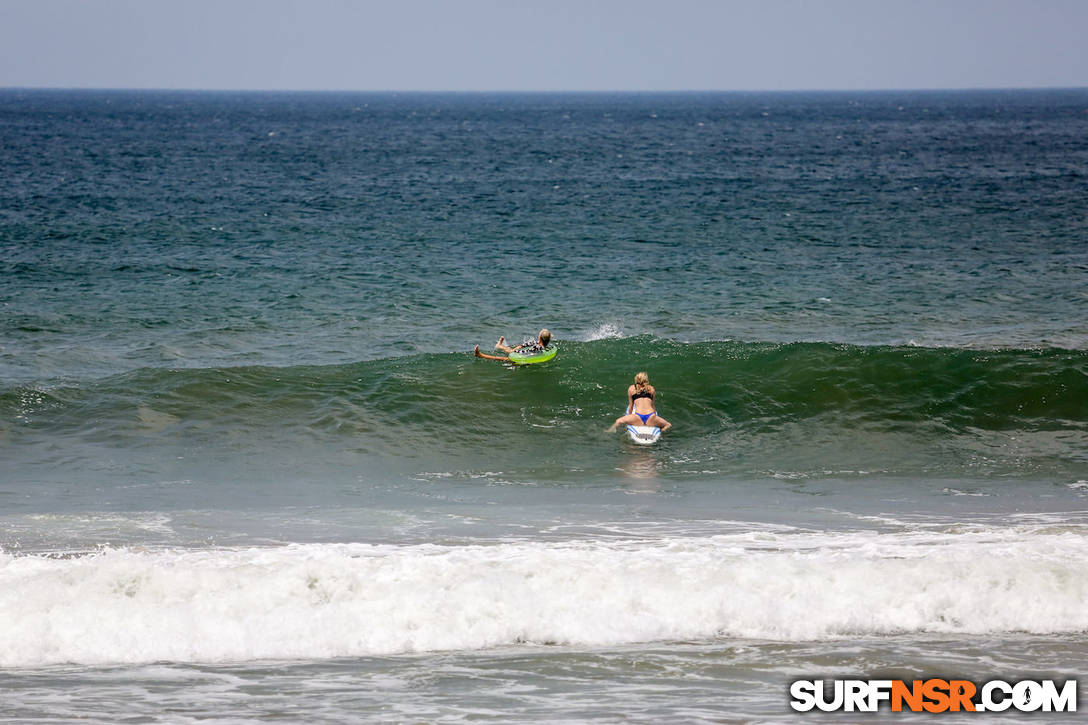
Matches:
[[3, 339, 1086, 480]]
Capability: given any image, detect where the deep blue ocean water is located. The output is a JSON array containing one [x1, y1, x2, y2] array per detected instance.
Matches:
[[2, 89, 1087, 722]]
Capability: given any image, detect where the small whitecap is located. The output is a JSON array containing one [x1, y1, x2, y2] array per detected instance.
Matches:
[[584, 323, 624, 341]]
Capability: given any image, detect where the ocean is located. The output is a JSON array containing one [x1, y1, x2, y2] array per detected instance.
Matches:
[[1, 88, 1087, 722]]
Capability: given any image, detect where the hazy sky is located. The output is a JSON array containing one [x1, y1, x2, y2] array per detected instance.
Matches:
[[1, 0, 1085, 92]]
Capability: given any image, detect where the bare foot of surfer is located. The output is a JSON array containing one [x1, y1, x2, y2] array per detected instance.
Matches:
[[495, 336, 505, 350], [474, 345, 509, 361]]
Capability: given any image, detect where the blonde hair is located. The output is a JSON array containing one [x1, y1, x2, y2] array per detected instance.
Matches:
[[539, 329, 552, 346], [634, 371, 650, 389]]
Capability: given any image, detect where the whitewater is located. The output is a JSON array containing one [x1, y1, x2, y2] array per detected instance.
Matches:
[[4, 528, 1088, 668]]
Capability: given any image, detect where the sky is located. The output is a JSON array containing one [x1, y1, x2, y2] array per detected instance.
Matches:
[[1, 0, 1086, 92]]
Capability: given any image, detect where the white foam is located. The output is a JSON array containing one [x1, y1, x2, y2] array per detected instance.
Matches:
[[583, 323, 624, 341], [2, 529, 1087, 666]]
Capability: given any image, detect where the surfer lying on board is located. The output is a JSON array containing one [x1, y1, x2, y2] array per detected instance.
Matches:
[[608, 371, 672, 433], [474, 328, 552, 362]]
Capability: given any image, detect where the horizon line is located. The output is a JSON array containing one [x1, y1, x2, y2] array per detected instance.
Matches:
[[3, 85, 1087, 95]]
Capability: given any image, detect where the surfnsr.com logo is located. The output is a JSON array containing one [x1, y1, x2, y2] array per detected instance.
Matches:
[[790, 679, 1077, 713]]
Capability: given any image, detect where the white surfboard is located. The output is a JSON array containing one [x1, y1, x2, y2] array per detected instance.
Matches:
[[625, 424, 661, 445]]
